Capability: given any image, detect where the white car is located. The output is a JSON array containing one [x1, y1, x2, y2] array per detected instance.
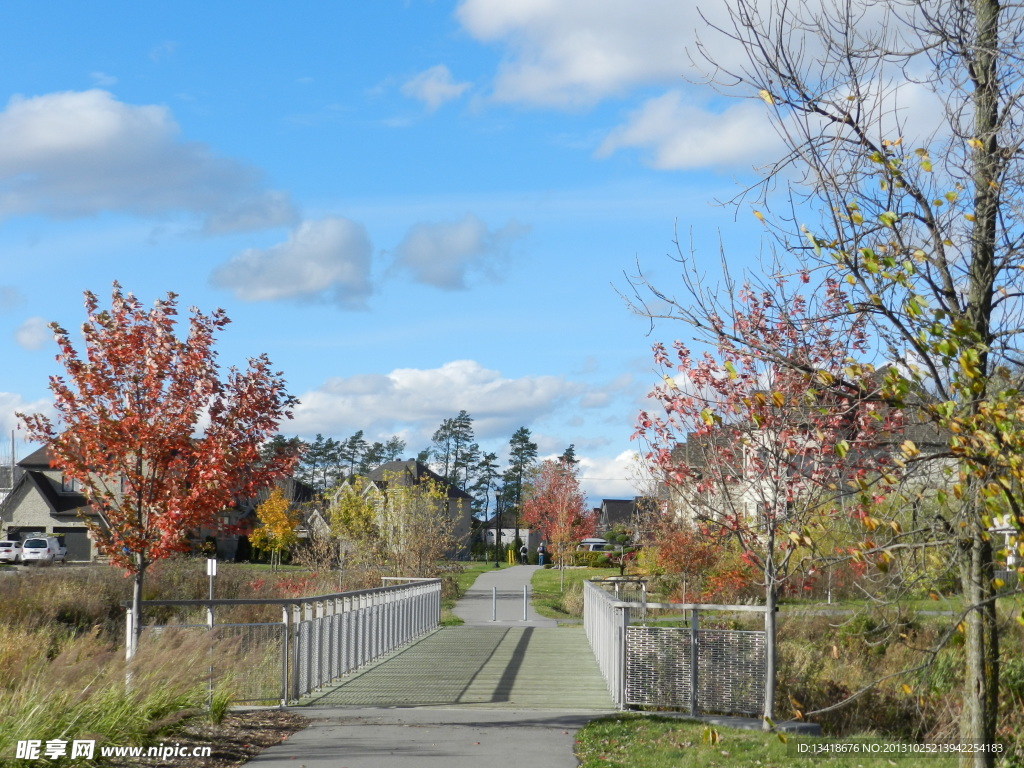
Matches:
[[20, 536, 68, 565], [0, 540, 22, 563]]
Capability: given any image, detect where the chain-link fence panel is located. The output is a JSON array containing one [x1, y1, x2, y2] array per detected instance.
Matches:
[[210, 623, 286, 704]]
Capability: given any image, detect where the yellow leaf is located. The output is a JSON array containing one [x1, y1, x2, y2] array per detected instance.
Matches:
[[967, 138, 984, 150], [901, 684, 913, 695], [900, 440, 919, 458], [754, 210, 766, 224], [758, 89, 774, 105]]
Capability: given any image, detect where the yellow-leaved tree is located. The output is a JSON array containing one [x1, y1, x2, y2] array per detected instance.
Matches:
[[250, 486, 301, 571]]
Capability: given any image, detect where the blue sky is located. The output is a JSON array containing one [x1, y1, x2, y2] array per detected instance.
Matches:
[[0, 1, 777, 502]]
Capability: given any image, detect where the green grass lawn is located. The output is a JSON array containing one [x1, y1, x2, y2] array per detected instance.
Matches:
[[575, 716, 961, 768], [530, 566, 609, 619]]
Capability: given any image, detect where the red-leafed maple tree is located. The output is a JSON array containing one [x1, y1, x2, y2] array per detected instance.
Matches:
[[522, 458, 595, 587], [18, 284, 300, 657], [635, 277, 900, 726]]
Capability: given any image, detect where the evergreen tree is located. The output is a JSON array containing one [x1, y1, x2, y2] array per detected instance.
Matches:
[[430, 410, 477, 490], [472, 451, 501, 521], [504, 427, 538, 541], [383, 435, 406, 462], [299, 433, 342, 492], [358, 435, 407, 473], [340, 430, 368, 477]]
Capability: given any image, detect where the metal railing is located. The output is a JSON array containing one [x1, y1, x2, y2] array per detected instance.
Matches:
[[128, 578, 441, 705], [584, 580, 767, 715]]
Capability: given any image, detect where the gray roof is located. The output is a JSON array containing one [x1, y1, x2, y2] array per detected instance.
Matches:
[[365, 459, 473, 500]]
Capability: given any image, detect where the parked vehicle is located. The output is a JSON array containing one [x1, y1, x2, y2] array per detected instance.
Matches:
[[20, 536, 68, 565], [0, 540, 22, 563], [576, 537, 609, 552]]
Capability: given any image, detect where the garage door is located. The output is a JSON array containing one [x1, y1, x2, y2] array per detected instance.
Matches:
[[52, 528, 91, 561]]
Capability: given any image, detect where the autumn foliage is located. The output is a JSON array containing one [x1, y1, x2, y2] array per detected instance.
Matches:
[[19, 284, 299, 654], [250, 486, 302, 570], [522, 459, 595, 568], [635, 277, 900, 723]]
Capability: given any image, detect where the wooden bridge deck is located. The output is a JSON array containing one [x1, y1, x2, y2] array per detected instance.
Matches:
[[299, 625, 614, 710]]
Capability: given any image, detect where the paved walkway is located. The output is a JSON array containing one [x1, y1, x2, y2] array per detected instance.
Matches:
[[301, 565, 611, 710], [247, 565, 616, 767]]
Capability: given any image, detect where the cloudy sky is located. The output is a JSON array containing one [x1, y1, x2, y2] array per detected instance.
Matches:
[[0, 1, 779, 502]]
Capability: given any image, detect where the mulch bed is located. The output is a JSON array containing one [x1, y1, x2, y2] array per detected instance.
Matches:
[[102, 710, 310, 768]]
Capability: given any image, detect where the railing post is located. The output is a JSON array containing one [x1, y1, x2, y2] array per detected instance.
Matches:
[[291, 604, 301, 702], [523, 585, 528, 621], [281, 606, 289, 707], [492, 586, 497, 622], [617, 604, 629, 709], [690, 608, 699, 717]]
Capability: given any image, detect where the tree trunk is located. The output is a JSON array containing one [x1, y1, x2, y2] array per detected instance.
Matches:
[[959, 519, 999, 767], [959, 2, 1002, 763], [128, 562, 147, 661], [763, 572, 777, 729]]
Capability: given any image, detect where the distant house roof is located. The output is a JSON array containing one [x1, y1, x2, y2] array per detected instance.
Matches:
[[24, 471, 93, 515], [18, 446, 56, 469], [599, 499, 635, 530], [365, 459, 473, 500]]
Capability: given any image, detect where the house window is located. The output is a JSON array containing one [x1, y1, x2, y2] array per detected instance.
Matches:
[[61, 475, 80, 493]]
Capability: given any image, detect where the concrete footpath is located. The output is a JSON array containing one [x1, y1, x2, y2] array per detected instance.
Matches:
[[246, 707, 598, 767], [246, 565, 615, 767]]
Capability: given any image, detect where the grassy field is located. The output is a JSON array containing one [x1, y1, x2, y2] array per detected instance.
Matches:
[[574, 716, 962, 768], [530, 566, 608, 619]]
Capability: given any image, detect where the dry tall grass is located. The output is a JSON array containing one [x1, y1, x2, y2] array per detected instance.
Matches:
[[0, 624, 223, 759], [777, 609, 1024, 760], [0, 559, 354, 759]]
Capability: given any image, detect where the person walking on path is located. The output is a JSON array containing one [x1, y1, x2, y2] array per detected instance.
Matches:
[[519, 544, 528, 564], [537, 543, 546, 566]]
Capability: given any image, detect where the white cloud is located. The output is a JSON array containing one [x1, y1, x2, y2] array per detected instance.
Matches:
[[13, 317, 50, 351], [90, 72, 118, 87], [401, 65, 471, 111], [149, 41, 178, 63], [456, 0, 701, 107], [392, 213, 528, 290], [0, 89, 296, 231], [0, 392, 53, 439], [292, 360, 584, 443], [210, 217, 374, 308], [577, 450, 642, 502], [598, 91, 785, 170], [0, 286, 25, 313]]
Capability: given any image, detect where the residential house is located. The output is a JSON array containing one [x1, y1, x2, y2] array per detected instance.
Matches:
[[365, 459, 472, 556], [0, 446, 96, 560], [0, 446, 316, 562], [664, 397, 950, 528], [476, 521, 540, 551], [321, 459, 473, 560]]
